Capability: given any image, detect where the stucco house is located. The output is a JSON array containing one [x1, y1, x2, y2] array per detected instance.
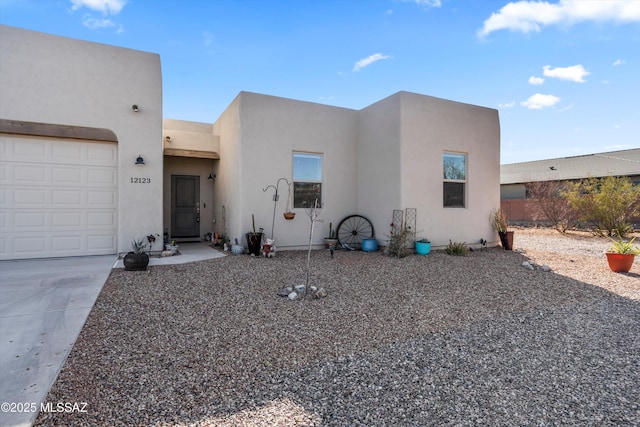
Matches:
[[1, 25, 501, 261]]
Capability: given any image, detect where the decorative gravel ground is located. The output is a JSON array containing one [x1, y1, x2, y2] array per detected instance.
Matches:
[[35, 229, 640, 426]]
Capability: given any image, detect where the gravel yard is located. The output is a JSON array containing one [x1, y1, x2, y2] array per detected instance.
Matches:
[[36, 228, 640, 426]]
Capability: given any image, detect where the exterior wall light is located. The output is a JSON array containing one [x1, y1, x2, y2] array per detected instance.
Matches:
[[207, 173, 216, 181], [135, 155, 145, 165], [165, 136, 172, 143], [132, 104, 140, 112]]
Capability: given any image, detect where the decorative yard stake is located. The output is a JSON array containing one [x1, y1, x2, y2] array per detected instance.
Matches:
[[262, 177, 292, 240], [304, 198, 321, 299]]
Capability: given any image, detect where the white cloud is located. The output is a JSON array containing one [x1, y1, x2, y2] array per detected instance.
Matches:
[[82, 15, 115, 29], [613, 59, 626, 66], [70, 0, 126, 15], [478, 0, 640, 38], [528, 76, 544, 85], [498, 101, 516, 108], [353, 53, 392, 72], [543, 64, 589, 83], [521, 93, 560, 109], [399, 0, 442, 9]]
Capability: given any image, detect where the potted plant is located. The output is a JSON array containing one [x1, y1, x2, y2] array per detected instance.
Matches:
[[324, 222, 338, 249], [490, 208, 513, 250], [124, 234, 156, 271], [165, 239, 179, 255], [415, 237, 431, 256], [606, 236, 639, 273], [246, 214, 264, 256]]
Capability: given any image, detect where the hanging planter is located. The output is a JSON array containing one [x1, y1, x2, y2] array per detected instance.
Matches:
[[283, 180, 295, 220]]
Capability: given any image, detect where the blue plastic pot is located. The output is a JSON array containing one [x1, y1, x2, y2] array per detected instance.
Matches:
[[361, 239, 378, 252], [415, 241, 431, 256]]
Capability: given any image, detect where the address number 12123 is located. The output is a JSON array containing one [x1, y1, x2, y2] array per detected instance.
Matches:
[[130, 177, 151, 183]]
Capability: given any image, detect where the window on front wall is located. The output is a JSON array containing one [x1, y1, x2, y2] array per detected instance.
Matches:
[[293, 152, 323, 208], [443, 152, 466, 208]]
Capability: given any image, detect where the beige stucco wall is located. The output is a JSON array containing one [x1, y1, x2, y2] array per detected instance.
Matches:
[[0, 25, 163, 254], [163, 119, 219, 154], [357, 94, 403, 242], [213, 92, 359, 249], [211, 91, 500, 250], [397, 92, 501, 248], [358, 91, 500, 248]]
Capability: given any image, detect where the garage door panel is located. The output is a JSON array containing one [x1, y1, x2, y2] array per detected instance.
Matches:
[[13, 165, 47, 183], [14, 189, 46, 205], [14, 212, 46, 228], [1, 136, 117, 260], [52, 167, 82, 184], [52, 235, 82, 251], [12, 139, 46, 158], [87, 168, 117, 185], [52, 190, 82, 206], [51, 212, 82, 227]]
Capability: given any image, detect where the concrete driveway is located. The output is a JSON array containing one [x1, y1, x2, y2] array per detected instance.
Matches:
[[0, 255, 116, 427], [0, 243, 224, 427]]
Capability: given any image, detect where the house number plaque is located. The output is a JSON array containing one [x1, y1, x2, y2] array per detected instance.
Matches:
[[130, 177, 151, 183]]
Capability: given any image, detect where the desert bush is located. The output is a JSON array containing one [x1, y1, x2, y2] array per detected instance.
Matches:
[[526, 180, 575, 233], [445, 240, 468, 256], [563, 176, 640, 237]]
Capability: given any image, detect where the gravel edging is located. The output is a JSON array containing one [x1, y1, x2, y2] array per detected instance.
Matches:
[[35, 230, 640, 426]]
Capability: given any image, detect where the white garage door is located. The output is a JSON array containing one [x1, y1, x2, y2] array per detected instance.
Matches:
[[0, 135, 117, 260]]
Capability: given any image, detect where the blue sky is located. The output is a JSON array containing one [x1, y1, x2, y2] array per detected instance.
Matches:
[[1, 0, 639, 164]]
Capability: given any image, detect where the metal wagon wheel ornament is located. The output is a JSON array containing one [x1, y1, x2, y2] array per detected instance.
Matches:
[[336, 214, 374, 250]]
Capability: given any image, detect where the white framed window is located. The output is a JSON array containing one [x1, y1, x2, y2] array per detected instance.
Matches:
[[443, 152, 466, 208], [293, 152, 323, 208]]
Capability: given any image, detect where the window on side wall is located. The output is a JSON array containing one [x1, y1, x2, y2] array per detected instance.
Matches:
[[443, 152, 466, 208], [293, 152, 323, 208]]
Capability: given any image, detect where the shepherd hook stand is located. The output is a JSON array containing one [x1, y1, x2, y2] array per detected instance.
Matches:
[[262, 177, 291, 240]]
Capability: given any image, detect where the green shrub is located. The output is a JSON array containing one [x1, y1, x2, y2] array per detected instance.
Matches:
[[445, 240, 468, 256], [563, 176, 640, 237], [387, 227, 413, 258]]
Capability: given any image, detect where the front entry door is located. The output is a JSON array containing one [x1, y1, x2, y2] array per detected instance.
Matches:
[[171, 175, 200, 238]]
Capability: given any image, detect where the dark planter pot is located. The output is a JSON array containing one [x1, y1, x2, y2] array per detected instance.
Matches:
[[246, 232, 264, 256], [498, 231, 514, 250], [124, 252, 150, 271], [324, 238, 338, 249], [606, 253, 635, 273]]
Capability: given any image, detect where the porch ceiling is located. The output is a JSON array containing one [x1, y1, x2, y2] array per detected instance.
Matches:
[[163, 148, 220, 159]]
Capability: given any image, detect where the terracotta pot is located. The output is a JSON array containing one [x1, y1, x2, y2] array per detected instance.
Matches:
[[498, 231, 514, 250], [123, 252, 149, 271], [283, 212, 296, 220], [606, 252, 635, 273]]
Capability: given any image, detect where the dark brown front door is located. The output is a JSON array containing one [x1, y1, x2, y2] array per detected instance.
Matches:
[[171, 175, 200, 238]]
